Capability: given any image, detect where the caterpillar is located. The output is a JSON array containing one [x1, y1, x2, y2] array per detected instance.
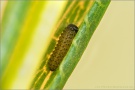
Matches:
[[48, 24, 78, 71]]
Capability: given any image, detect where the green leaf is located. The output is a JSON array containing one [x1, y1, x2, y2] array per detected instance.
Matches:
[[1, 1, 46, 89], [30, 0, 110, 89], [1, 1, 32, 77]]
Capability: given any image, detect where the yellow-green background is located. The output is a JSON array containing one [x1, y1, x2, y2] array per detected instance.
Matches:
[[1, 1, 134, 89]]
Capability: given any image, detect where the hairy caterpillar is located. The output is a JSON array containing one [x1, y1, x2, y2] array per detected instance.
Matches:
[[48, 24, 78, 71]]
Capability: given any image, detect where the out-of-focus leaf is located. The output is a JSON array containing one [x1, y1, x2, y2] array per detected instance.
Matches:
[[1, 1, 32, 76]]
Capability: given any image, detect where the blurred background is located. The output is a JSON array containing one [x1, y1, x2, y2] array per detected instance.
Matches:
[[0, 0, 134, 89]]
